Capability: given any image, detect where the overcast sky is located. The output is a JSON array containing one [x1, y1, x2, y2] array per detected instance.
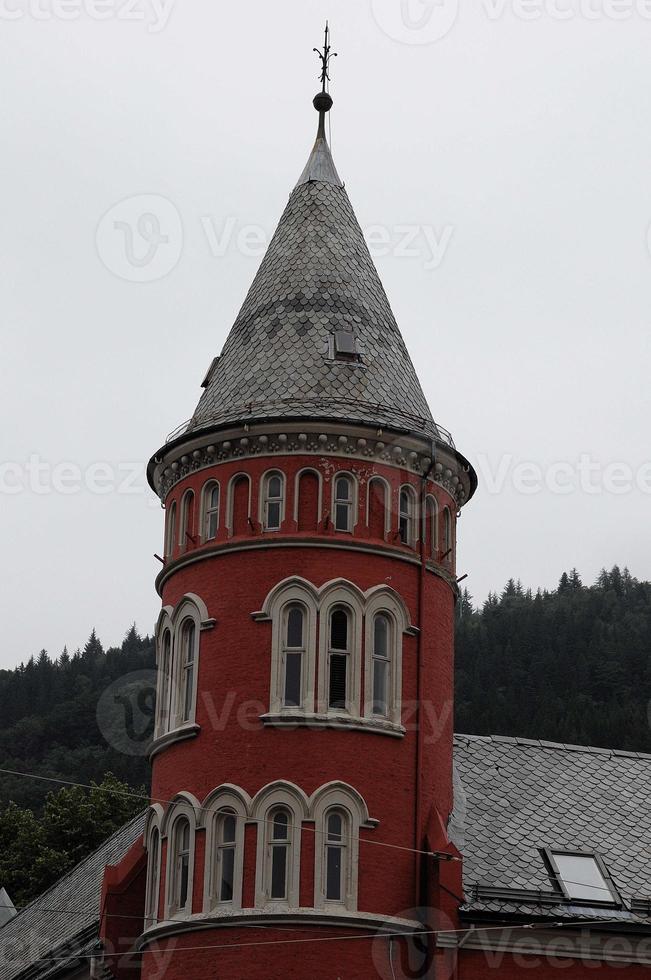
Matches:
[[1, 0, 650, 669]]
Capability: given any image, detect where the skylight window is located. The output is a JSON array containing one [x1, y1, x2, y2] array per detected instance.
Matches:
[[547, 850, 618, 904], [333, 330, 359, 360]]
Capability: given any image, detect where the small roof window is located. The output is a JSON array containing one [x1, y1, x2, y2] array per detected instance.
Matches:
[[546, 850, 619, 904], [333, 330, 359, 359]]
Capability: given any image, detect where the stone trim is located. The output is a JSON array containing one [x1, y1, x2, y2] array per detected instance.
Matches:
[[260, 712, 406, 738], [148, 722, 200, 761], [436, 926, 651, 965], [149, 421, 473, 507]]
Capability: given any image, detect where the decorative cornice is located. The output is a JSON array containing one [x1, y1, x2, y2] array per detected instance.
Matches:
[[260, 712, 406, 738], [148, 420, 474, 506]]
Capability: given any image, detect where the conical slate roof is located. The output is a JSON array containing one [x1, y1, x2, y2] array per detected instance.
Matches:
[[189, 111, 439, 441]]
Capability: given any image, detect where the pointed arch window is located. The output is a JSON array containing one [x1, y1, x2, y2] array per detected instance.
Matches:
[[371, 614, 392, 717], [156, 628, 172, 736], [324, 809, 349, 904], [334, 475, 354, 532], [179, 490, 195, 550], [282, 605, 306, 708], [443, 507, 453, 563], [145, 827, 160, 927], [328, 607, 351, 711], [399, 487, 417, 547], [202, 482, 220, 541], [267, 807, 292, 902], [425, 495, 439, 558], [165, 502, 176, 557], [180, 619, 196, 724], [169, 816, 192, 916], [262, 472, 284, 531]]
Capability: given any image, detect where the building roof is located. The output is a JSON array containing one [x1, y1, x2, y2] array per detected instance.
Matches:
[[0, 812, 146, 980], [187, 99, 442, 443], [452, 734, 651, 924]]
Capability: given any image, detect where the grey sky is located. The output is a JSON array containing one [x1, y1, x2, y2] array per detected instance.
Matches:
[[2, 0, 650, 669]]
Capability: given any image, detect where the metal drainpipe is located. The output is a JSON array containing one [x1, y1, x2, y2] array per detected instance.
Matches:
[[414, 444, 436, 900]]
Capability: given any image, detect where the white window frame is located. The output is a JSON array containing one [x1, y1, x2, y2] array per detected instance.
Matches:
[[144, 826, 161, 928], [178, 490, 195, 551], [202, 787, 248, 913], [331, 473, 357, 533], [259, 581, 318, 716], [545, 849, 620, 905], [165, 501, 176, 557], [424, 494, 439, 557], [163, 798, 199, 920], [154, 595, 209, 738], [363, 589, 410, 726], [442, 506, 454, 565], [317, 587, 363, 717], [399, 485, 418, 548], [260, 470, 286, 532], [200, 480, 220, 542], [252, 783, 307, 909], [178, 617, 197, 726], [155, 616, 173, 737], [311, 783, 373, 912], [366, 476, 391, 538]]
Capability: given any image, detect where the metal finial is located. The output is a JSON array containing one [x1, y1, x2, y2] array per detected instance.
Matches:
[[313, 21, 337, 94]]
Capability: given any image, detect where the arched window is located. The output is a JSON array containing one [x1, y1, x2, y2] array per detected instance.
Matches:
[[367, 477, 389, 539], [179, 619, 196, 724], [296, 469, 320, 532], [334, 475, 354, 532], [399, 486, 416, 547], [156, 628, 172, 736], [179, 490, 195, 550], [323, 809, 349, 904], [425, 496, 438, 558], [229, 474, 250, 536], [328, 607, 351, 711], [169, 816, 192, 916], [145, 827, 160, 927], [267, 807, 292, 902], [371, 614, 392, 717], [202, 482, 220, 541], [262, 472, 284, 531], [282, 604, 306, 708], [443, 507, 453, 563], [213, 810, 237, 905], [165, 502, 176, 557]]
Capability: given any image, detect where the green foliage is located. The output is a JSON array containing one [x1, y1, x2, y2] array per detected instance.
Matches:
[[0, 774, 144, 906], [455, 566, 651, 751]]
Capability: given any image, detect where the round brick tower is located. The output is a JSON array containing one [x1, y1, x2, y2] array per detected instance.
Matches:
[[141, 48, 476, 980]]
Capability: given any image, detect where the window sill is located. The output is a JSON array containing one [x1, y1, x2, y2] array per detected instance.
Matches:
[[260, 711, 405, 738], [149, 722, 201, 760]]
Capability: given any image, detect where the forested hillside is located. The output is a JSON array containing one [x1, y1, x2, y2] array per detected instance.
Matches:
[[456, 566, 651, 751]]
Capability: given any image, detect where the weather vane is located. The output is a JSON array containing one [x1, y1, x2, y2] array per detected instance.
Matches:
[[313, 21, 337, 93]]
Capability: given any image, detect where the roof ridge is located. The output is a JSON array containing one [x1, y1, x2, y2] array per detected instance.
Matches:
[[7, 810, 146, 923], [453, 732, 651, 760]]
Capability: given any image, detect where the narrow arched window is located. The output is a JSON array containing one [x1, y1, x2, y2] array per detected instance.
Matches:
[[179, 491, 195, 549], [180, 620, 196, 723], [214, 810, 237, 904], [203, 482, 220, 541], [425, 496, 438, 558], [443, 507, 453, 562], [334, 475, 354, 532], [372, 614, 391, 717], [282, 605, 305, 708], [145, 828, 160, 927], [171, 817, 191, 914], [328, 607, 351, 711], [263, 473, 284, 531], [324, 809, 349, 903], [157, 628, 172, 735], [399, 487, 416, 546], [165, 502, 176, 557], [268, 808, 292, 901]]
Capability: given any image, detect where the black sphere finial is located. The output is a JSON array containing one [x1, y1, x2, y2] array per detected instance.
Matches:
[[313, 91, 333, 114]]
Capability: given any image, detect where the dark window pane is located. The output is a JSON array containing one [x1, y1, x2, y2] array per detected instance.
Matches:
[[207, 510, 218, 539], [286, 607, 303, 648], [220, 847, 235, 902], [335, 503, 350, 531], [330, 610, 348, 650], [273, 811, 289, 839], [335, 477, 351, 502], [267, 500, 281, 528], [183, 664, 194, 721], [327, 813, 342, 841], [184, 623, 195, 663], [222, 815, 236, 844], [326, 846, 342, 901], [284, 652, 302, 707], [179, 853, 189, 908], [268, 476, 282, 498], [374, 615, 388, 656], [271, 845, 287, 899], [373, 660, 388, 715], [329, 653, 347, 708]]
